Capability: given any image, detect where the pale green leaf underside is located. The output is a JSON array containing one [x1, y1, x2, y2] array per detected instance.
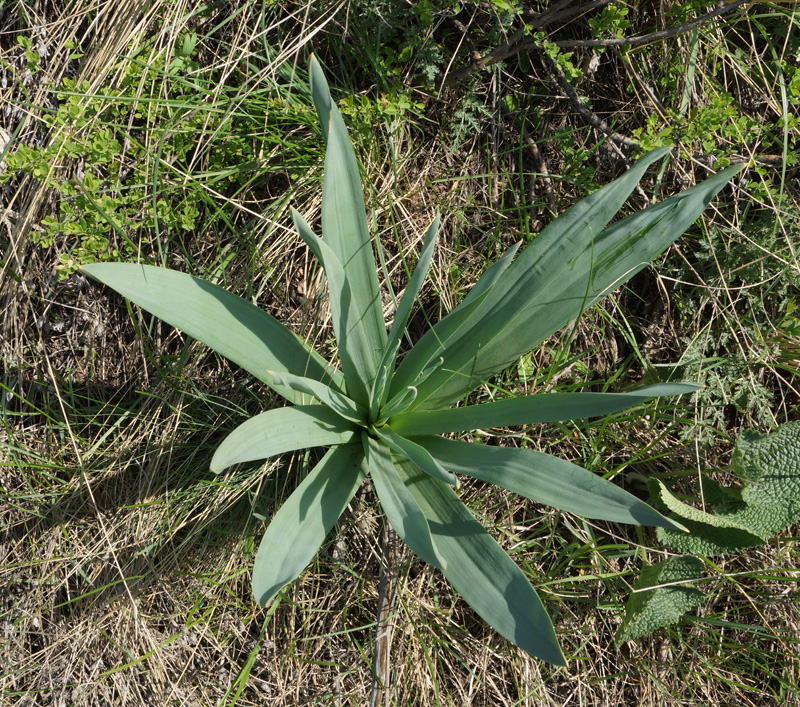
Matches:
[[395, 459, 566, 666], [365, 435, 446, 569], [80, 263, 344, 405], [389, 383, 700, 436], [615, 555, 705, 645], [210, 405, 358, 473], [252, 443, 365, 606], [416, 436, 682, 529]]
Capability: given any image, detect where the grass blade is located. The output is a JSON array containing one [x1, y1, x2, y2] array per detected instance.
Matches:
[[210, 405, 358, 473], [80, 263, 344, 405], [389, 383, 700, 436], [415, 436, 685, 530], [395, 459, 566, 665], [365, 434, 446, 569], [253, 443, 365, 606]]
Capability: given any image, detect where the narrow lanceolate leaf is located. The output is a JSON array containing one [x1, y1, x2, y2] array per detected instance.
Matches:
[[389, 383, 701, 436], [395, 459, 566, 666], [391, 242, 520, 393], [80, 263, 344, 405], [292, 208, 373, 406], [365, 434, 446, 569], [371, 214, 440, 419], [415, 436, 685, 530], [210, 405, 358, 474], [377, 385, 418, 423], [389, 148, 670, 400], [309, 55, 386, 397], [393, 153, 745, 410], [374, 426, 458, 487], [266, 370, 366, 426], [252, 443, 365, 606]]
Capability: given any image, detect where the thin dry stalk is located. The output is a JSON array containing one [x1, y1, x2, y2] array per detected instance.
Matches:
[[369, 523, 399, 707]]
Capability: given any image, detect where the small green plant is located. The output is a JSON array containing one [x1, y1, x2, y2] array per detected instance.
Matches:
[[81, 56, 743, 664], [617, 420, 800, 644]]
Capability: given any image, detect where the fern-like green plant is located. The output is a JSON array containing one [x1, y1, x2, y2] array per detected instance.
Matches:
[[81, 56, 743, 665]]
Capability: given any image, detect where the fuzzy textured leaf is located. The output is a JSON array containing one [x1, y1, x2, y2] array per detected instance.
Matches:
[[653, 421, 800, 552], [650, 479, 764, 556], [615, 555, 705, 645]]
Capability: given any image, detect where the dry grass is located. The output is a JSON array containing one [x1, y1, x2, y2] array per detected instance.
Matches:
[[2, 0, 799, 705]]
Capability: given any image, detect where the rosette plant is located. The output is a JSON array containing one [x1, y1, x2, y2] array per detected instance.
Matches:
[[82, 56, 743, 665]]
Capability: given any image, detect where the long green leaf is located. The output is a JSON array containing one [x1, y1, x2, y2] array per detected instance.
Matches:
[[252, 443, 365, 606], [292, 208, 373, 406], [460, 241, 522, 307], [389, 148, 670, 400], [266, 370, 366, 426], [374, 426, 458, 487], [364, 434, 446, 569], [393, 154, 744, 410], [395, 459, 566, 665], [370, 214, 440, 419], [309, 56, 386, 397], [210, 405, 358, 473], [389, 383, 700, 436], [391, 241, 520, 393], [414, 436, 684, 530], [80, 263, 344, 405]]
